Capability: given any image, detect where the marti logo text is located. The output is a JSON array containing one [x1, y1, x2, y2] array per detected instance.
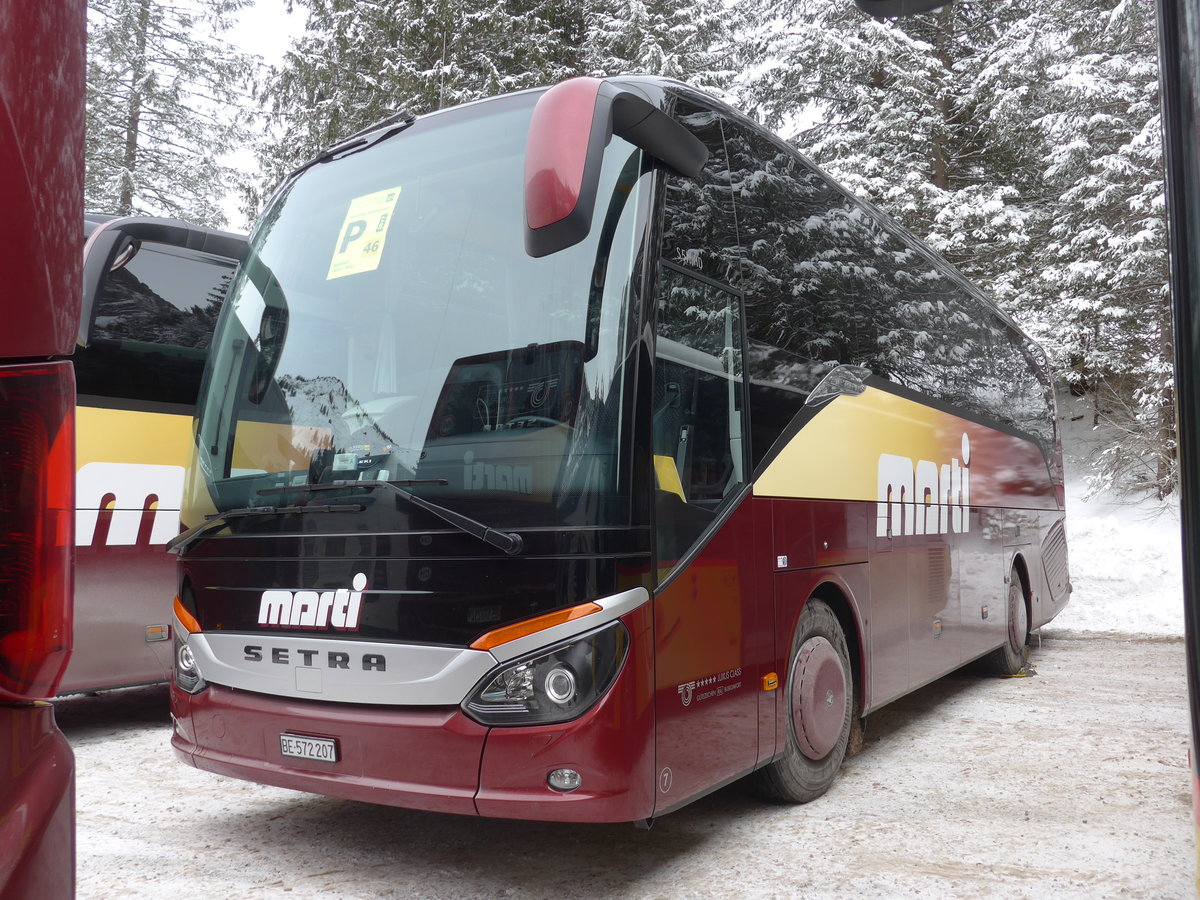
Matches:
[[876, 433, 971, 537], [257, 573, 367, 630]]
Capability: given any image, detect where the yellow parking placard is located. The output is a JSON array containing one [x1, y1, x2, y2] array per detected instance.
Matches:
[[326, 186, 402, 280]]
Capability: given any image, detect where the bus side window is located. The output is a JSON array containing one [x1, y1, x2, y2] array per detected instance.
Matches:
[[746, 340, 828, 470], [74, 242, 233, 406], [654, 263, 748, 565], [721, 120, 884, 466]]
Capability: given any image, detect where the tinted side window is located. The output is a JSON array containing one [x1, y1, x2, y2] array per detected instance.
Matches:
[[877, 239, 992, 408], [994, 325, 1056, 456], [75, 243, 233, 405], [723, 118, 1051, 452], [661, 98, 739, 285], [656, 98, 748, 565], [746, 341, 816, 470], [723, 123, 887, 465]]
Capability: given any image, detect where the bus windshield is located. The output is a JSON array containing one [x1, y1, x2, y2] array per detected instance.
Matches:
[[192, 92, 647, 530]]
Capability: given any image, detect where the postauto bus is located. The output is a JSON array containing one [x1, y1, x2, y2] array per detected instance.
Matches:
[[146, 76, 1069, 823], [62, 215, 245, 694]]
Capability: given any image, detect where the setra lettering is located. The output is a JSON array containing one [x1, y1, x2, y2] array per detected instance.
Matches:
[[240, 645, 385, 672]]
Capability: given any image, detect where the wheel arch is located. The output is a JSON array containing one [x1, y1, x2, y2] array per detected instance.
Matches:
[[805, 579, 865, 716], [1008, 551, 1033, 638]]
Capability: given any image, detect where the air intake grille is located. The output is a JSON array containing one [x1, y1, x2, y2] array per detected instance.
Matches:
[[1042, 521, 1069, 603]]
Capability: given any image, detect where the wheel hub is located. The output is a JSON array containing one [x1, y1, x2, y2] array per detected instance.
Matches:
[[791, 636, 847, 760], [1009, 581, 1028, 654]]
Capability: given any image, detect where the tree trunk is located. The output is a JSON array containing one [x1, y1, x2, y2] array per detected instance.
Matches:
[[118, 0, 151, 216], [929, 4, 953, 192]]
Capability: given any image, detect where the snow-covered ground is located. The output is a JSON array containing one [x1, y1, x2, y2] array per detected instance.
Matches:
[[62, 637, 1191, 899], [1050, 398, 1185, 637]]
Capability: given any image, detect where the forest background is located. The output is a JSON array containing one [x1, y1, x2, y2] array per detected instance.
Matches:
[[83, 0, 1170, 500]]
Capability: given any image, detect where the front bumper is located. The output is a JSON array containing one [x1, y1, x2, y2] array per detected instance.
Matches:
[[170, 602, 655, 822]]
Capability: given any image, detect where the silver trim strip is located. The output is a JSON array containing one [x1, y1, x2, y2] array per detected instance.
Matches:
[[176, 585, 651, 706], [185, 629, 497, 706]]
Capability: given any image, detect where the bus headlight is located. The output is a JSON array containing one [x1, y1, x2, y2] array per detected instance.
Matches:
[[463, 621, 628, 726], [174, 635, 206, 694]]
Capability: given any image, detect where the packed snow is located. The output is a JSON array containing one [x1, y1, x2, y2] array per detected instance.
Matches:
[[1050, 398, 1185, 637]]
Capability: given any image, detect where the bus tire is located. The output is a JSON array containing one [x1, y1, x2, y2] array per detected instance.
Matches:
[[985, 568, 1028, 676], [752, 598, 852, 804]]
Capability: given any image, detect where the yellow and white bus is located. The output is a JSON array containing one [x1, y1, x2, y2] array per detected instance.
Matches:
[[61, 215, 245, 694]]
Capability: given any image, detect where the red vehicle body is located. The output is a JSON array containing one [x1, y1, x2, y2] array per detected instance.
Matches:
[[0, 1, 84, 895], [148, 76, 1068, 824]]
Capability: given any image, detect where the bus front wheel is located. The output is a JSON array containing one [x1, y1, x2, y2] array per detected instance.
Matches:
[[752, 598, 853, 803], [986, 567, 1029, 676]]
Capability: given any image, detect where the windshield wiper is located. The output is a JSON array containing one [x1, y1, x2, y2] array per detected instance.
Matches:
[[263, 480, 524, 556], [285, 109, 417, 182], [166, 502, 366, 556]]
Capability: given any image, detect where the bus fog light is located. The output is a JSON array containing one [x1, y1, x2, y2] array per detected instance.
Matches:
[[545, 666, 576, 705], [463, 621, 628, 726], [177, 642, 197, 673], [548, 768, 582, 792]]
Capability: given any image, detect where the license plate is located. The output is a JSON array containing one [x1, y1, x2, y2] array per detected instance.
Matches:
[[279, 733, 339, 763]]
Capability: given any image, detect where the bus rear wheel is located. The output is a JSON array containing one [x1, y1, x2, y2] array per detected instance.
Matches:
[[985, 567, 1029, 676], [752, 598, 853, 803]]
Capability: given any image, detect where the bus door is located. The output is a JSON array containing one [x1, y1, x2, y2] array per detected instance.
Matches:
[[651, 261, 765, 810], [868, 495, 909, 705]]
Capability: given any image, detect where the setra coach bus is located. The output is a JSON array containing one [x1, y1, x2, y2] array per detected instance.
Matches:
[[129, 75, 1069, 823]]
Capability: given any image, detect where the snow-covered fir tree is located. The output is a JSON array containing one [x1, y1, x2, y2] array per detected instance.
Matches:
[[582, 0, 736, 94], [735, 1, 1048, 313], [1034, 0, 1171, 496], [86, 0, 255, 226], [246, 0, 587, 213], [246, 0, 739, 216]]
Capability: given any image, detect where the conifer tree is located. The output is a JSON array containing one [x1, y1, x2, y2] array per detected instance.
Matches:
[[1034, 0, 1171, 495], [86, 0, 255, 226], [247, 0, 740, 217], [582, 0, 735, 93], [247, 0, 587, 213], [736, 0, 1048, 313]]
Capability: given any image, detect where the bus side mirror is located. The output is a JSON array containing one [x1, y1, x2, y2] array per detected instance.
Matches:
[[247, 303, 289, 406], [524, 78, 709, 259], [80, 216, 247, 347], [853, 0, 948, 17]]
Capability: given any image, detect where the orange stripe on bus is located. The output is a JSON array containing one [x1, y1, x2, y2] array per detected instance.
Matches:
[[173, 595, 202, 634], [470, 602, 603, 651]]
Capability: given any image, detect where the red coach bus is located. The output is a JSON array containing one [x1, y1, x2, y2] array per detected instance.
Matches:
[[0, 1, 84, 894], [121, 76, 1068, 823]]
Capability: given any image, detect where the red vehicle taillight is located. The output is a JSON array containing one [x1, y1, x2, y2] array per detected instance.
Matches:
[[0, 361, 74, 701]]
